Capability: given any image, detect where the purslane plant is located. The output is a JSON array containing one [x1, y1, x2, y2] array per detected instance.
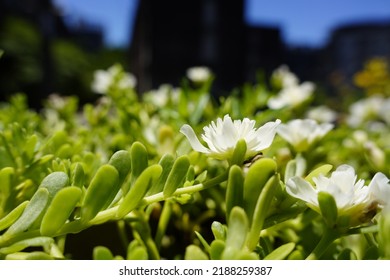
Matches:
[[1, 62, 390, 260]]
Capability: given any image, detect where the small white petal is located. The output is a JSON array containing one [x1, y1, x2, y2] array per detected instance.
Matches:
[[369, 172, 390, 207], [180, 124, 209, 153], [252, 119, 281, 151], [286, 176, 318, 206]]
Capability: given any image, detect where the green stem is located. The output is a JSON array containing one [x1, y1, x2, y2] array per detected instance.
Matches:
[[306, 228, 339, 260], [154, 201, 172, 250], [117, 220, 129, 251]]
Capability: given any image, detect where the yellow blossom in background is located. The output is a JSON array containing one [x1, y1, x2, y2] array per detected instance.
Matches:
[[353, 57, 390, 96]]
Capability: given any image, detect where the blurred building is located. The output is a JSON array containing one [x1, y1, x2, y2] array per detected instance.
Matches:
[[130, 1, 390, 96], [245, 25, 284, 83], [129, 0, 284, 94], [323, 21, 390, 85]]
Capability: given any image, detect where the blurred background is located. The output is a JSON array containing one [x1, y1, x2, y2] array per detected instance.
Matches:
[[1, 0, 390, 108]]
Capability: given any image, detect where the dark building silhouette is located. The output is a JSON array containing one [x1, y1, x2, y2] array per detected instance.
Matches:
[[323, 21, 390, 84], [129, 1, 390, 97], [245, 25, 285, 82], [130, 0, 284, 94]]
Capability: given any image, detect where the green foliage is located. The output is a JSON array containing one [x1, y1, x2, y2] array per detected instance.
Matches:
[[1, 61, 390, 260]]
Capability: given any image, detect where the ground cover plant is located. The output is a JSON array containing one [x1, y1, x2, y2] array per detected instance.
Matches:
[[1, 60, 390, 260]]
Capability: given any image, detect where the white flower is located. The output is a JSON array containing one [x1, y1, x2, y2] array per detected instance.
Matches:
[[369, 172, 390, 209], [347, 95, 384, 127], [272, 65, 299, 88], [186, 66, 212, 83], [286, 165, 373, 224], [379, 98, 390, 125], [180, 114, 281, 160], [144, 84, 180, 107], [364, 141, 385, 170], [91, 65, 136, 94], [276, 119, 333, 152], [92, 69, 112, 94], [118, 72, 137, 89], [268, 82, 314, 109], [306, 105, 338, 123]]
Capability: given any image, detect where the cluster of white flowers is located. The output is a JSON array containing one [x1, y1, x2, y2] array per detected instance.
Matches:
[[267, 65, 315, 110], [91, 65, 136, 94], [286, 165, 390, 225], [180, 111, 390, 227]]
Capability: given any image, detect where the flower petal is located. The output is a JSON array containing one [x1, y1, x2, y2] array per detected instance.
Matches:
[[286, 176, 318, 206], [369, 172, 390, 206], [251, 119, 281, 151], [180, 124, 209, 153]]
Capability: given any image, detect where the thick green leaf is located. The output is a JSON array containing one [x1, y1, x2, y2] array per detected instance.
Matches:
[[128, 142, 148, 191], [148, 154, 175, 195], [40, 187, 82, 236], [104, 150, 131, 208], [163, 155, 190, 197], [108, 150, 132, 187], [71, 163, 85, 188], [184, 245, 209, 260], [210, 240, 225, 260], [93, 246, 114, 260], [0, 167, 14, 216], [318, 191, 338, 227], [0, 237, 53, 255], [39, 172, 69, 200], [284, 155, 306, 183], [247, 174, 280, 251], [225, 165, 244, 221], [117, 164, 162, 218], [0, 201, 29, 231], [243, 158, 277, 222], [127, 240, 148, 260], [264, 242, 295, 260], [80, 165, 119, 223], [211, 221, 226, 241], [305, 164, 333, 185], [230, 139, 247, 165], [24, 252, 54, 260], [5, 188, 50, 236], [222, 206, 248, 259]]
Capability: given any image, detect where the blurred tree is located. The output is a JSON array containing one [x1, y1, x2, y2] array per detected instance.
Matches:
[[0, 15, 130, 108], [0, 16, 43, 100]]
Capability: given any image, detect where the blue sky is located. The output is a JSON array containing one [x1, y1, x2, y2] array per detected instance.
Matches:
[[54, 0, 390, 48]]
